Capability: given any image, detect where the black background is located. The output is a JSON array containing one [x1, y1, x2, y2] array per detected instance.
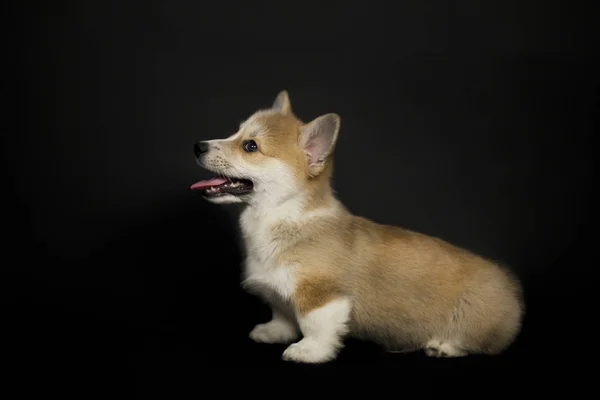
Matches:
[[3, 0, 597, 394]]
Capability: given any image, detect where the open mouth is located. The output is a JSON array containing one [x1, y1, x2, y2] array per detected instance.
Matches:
[[190, 176, 254, 198]]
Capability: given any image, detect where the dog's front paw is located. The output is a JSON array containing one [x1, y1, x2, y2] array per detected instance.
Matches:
[[282, 338, 336, 364], [249, 320, 299, 344]]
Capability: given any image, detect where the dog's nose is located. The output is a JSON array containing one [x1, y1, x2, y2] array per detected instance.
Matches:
[[194, 141, 209, 158]]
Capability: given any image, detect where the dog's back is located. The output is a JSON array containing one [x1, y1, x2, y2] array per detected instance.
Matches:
[[276, 211, 524, 357]]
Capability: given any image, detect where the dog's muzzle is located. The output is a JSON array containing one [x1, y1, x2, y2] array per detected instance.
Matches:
[[194, 141, 209, 159]]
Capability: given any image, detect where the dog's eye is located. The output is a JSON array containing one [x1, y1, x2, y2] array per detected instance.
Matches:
[[243, 140, 258, 153]]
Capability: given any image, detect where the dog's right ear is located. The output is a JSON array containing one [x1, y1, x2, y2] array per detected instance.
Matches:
[[272, 90, 291, 115], [299, 113, 341, 177]]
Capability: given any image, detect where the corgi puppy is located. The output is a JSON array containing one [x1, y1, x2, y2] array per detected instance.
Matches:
[[191, 91, 524, 363]]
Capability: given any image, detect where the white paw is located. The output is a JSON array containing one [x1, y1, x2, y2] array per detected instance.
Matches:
[[249, 320, 299, 344], [424, 339, 467, 358], [281, 338, 336, 364]]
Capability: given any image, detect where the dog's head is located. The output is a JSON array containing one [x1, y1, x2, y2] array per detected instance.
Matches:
[[191, 91, 341, 205]]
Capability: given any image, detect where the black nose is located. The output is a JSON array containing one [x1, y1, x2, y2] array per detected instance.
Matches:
[[194, 141, 209, 158]]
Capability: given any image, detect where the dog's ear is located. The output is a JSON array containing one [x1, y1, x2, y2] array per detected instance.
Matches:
[[272, 90, 291, 115], [299, 113, 341, 176]]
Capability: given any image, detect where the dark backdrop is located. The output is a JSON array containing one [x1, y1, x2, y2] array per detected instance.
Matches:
[[3, 0, 597, 394]]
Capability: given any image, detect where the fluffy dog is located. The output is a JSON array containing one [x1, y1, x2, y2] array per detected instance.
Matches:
[[191, 91, 524, 363]]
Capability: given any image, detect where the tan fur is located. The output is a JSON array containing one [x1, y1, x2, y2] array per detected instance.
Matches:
[[282, 214, 523, 354], [197, 90, 524, 359]]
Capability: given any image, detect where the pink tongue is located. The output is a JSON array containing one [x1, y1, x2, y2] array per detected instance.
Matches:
[[190, 177, 228, 191]]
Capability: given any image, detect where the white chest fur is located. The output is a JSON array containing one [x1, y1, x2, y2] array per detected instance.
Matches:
[[238, 200, 340, 302], [239, 205, 298, 301]]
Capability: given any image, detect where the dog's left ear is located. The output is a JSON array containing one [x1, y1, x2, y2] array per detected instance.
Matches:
[[272, 90, 292, 115], [299, 113, 341, 176]]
